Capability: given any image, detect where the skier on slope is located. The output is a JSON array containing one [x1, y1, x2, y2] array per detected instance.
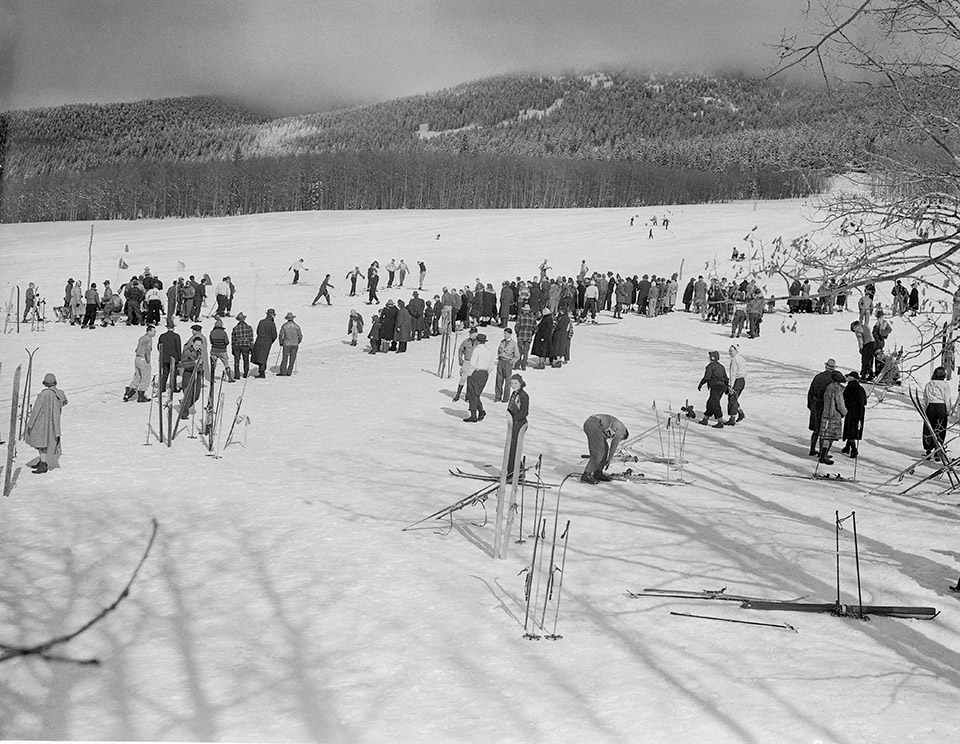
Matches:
[[311, 274, 334, 306], [291, 259, 309, 285]]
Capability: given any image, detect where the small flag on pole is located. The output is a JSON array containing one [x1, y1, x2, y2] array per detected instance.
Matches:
[[119, 257, 129, 270], [177, 260, 186, 271]]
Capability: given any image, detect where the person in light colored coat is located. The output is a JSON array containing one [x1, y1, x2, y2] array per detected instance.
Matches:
[[278, 313, 302, 376], [24, 372, 68, 474]]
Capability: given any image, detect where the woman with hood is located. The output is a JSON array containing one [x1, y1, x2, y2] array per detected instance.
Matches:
[[697, 351, 729, 428], [24, 373, 68, 473]]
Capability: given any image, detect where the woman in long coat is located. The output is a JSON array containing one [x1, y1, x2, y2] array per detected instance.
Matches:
[[550, 309, 571, 365], [395, 300, 412, 352], [252, 310, 278, 377], [24, 373, 68, 473], [818, 372, 848, 464], [379, 300, 399, 351], [531, 309, 554, 369], [841, 371, 867, 458]]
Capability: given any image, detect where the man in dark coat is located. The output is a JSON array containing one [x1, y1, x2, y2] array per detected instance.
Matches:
[[531, 309, 554, 369], [407, 291, 425, 340], [379, 300, 399, 352], [550, 309, 571, 366], [841, 371, 866, 458], [682, 278, 695, 312], [636, 275, 651, 315], [157, 320, 182, 394], [252, 309, 278, 378], [807, 358, 840, 456]]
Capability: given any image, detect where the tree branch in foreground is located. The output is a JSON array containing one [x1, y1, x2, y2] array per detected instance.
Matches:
[[0, 518, 159, 666]]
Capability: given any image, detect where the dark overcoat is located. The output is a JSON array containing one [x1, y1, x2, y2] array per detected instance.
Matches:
[[842, 380, 867, 441]]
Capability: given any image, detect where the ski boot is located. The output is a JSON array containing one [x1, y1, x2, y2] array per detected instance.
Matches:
[[122, 387, 136, 402], [137, 391, 151, 403]]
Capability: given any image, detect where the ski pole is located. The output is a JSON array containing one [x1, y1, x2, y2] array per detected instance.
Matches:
[[522, 517, 546, 640], [546, 520, 571, 640], [516, 455, 526, 545], [653, 401, 665, 458], [670, 612, 797, 633], [539, 474, 573, 630], [144, 375, 155, 446], [835, 510, 842, 608], [852, 511, 864, 619]]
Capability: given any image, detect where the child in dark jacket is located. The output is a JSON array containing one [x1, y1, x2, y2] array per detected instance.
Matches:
[[697, 350, 729, 427]]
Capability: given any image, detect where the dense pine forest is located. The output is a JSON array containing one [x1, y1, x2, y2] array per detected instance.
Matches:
[[0, 72, 890, 222]]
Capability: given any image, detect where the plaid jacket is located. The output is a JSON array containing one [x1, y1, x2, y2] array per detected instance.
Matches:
[[231, 321, 254, 350]]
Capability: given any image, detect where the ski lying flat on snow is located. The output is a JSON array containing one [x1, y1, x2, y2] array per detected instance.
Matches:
[[772, 472, 856, 483], [740, 600, 938, 618], [628, 587, 808, 603], [449, 468, 558, 488]]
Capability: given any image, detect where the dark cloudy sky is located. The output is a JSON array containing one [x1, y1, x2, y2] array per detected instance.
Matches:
[[0, 0, 808, 115]]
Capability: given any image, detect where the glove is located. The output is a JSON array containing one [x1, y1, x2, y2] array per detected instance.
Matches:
[[697, 384, 703, 391]]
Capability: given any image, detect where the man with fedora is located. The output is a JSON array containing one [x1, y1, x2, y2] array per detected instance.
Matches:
[[278, 312, 302, 376], [157, 320, 182, 394], [252, 309, 278, 378], [231, 312, 254, 379], [463, 332, 494, 422], [807, 358, 842, 457]]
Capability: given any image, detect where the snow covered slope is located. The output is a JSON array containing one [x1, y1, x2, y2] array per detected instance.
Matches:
[[1, 201, 957, 743]]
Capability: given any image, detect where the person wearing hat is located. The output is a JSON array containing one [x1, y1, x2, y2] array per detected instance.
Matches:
[[506, 373, 530, 475], [463, 333, 494, 422], [123, 325, 157, 402], [209, 318, 236, 383], [697, 350, 729, 427], [514, 300, 537, 370], [531, 308, 554, 369], [80, 282, 100, 329], [453, 327, 480, 401], [581, 414, 628, 484], [583, 278, 600, 323], [379, 300, 399, 352], [726, 345, 747, 426], [818, 370, 848, 464], [807, 359, 841, 456], [231, 313, 254, 378], [841, 371, 867, 459], [252, 309, 278, 378], [24, 373, 68, 474], [157, 320, 182, 394], [278, 312, 302, 376]]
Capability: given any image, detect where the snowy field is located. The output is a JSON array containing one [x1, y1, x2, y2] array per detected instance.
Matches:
[[1, 200, 958, 743]]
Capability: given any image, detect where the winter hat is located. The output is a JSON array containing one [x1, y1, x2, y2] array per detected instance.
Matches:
[[476, 333, 488, 343], [42, 373, 57, 387], [235, 313, 246, 321], [285, 312, 296, 320], [191, 324, 203, 331], [214, 318, 224, 327], [267, 308, 276, 316], [845, 370, 860, 380], [709, 350, 720, 361], [825, 358, 837, 369]]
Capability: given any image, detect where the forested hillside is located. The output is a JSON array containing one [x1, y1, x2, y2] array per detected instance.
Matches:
[[0, 72, 887, 222]]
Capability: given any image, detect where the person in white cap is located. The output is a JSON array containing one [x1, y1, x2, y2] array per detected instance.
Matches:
[[278, 312, 302, 376], [25, 372, 68, 474]]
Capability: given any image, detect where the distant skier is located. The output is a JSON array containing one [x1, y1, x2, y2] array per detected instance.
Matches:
[[386, 259, 397, 288], [24, 372, 68, 474], [291, 259, 309, 285], [345, 266, 362, 296], [367, 263, 381, 305], [312, 274, 334, 306], [398, 259, 409, 287], [418, 260, 427, 290], [581, 414, 629, 484]]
